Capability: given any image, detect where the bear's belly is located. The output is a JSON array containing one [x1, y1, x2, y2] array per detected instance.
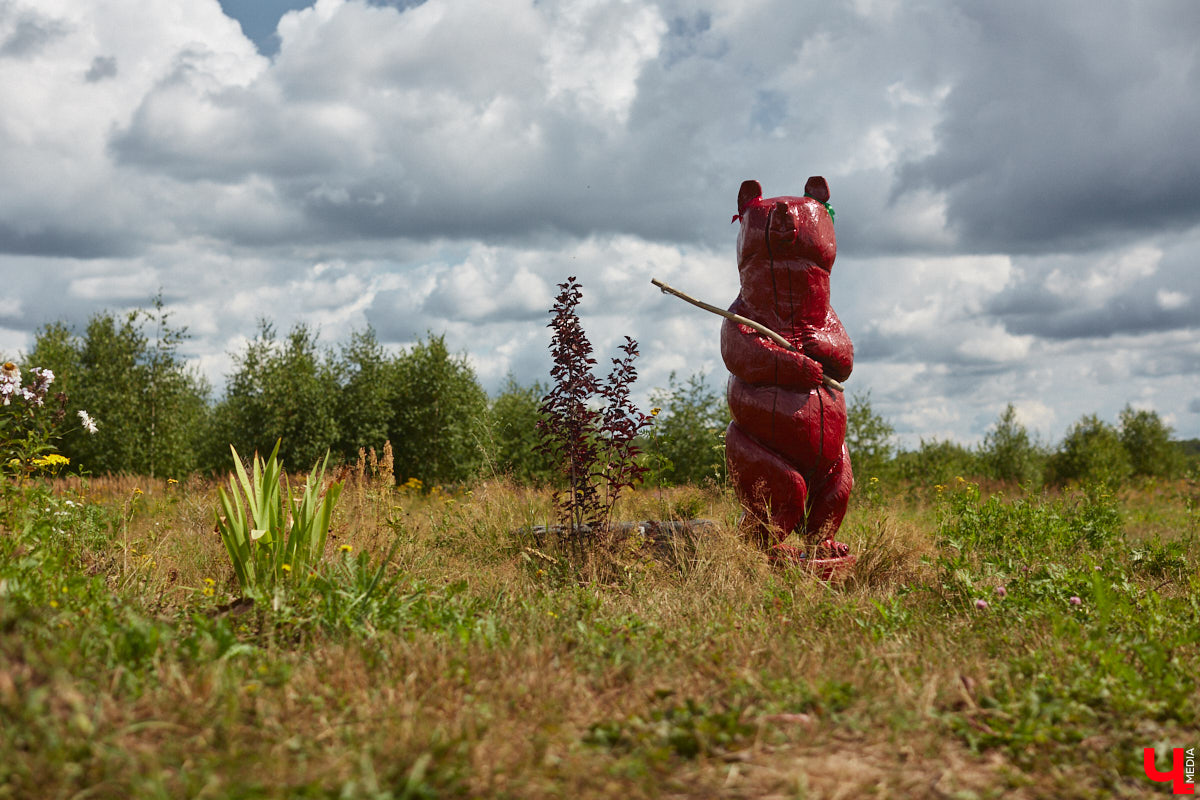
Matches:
[[727, 376, 847, 470]]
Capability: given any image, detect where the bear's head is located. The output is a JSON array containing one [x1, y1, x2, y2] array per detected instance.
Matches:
[[734, 177, 836, 274]]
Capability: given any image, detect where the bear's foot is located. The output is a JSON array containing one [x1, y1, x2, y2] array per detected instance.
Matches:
[[767, 541, 856, 582]]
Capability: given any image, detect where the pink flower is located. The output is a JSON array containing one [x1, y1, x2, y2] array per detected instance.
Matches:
[[1069, 596, 1082, 606], [994, 586, 1007, 598], [974, 599, 989, 610]]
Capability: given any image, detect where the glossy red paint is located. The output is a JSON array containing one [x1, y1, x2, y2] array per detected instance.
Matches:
[[722, 177, 855, 576]]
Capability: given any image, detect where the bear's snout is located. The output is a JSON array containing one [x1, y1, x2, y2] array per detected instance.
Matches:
[[769, 200, 797, 243]]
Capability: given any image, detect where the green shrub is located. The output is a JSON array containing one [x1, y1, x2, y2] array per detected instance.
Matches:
[[1047, 414, 1132, 487], [388, 334, 489, 486], [845, 390, 895, 480], [644, 371, 729, 487], [1118, 405, 1185, 479], [25, 297, 209, 477], [895, 438, 978, 485], [209, 322, 341, 474], [979, 403, 1045, 485], [486, 376, 555, 483]]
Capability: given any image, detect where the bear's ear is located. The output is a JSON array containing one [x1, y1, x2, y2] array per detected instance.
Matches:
[[804, 176, 830, 204], [737, 180, 762, 215]]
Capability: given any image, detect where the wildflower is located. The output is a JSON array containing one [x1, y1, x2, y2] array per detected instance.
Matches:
[[167, 478, 178, 485], [204, 578, 215, 586], [339, 544, 352, 553], [31, 454, 70, 469], [1069, 596, 1082, 606], [281, 563, 292, 573], [994, 586, 1007, 598], [869, 476, 879, 484], [1, 361, 18, 381], [935, 484, 945, 494], [974, 599, 989, 610], [77, 409, 98, 434], [650, 407, 661, 417]]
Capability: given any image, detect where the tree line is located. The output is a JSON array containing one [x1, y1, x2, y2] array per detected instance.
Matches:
[[14, 301, 1196, 487], [848, 394, 1195, 487]]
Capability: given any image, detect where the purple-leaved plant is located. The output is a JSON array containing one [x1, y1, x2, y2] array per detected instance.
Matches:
[[597, 336, 652, 525], [537, 278, 652, 546]]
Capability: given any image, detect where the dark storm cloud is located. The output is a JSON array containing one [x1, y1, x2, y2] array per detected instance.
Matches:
[[984, 240, 1200, 341], [0, 220, 133, 259], [990, 291, 1198, 341], [897, 0, 1200, 253], [0, 268, 147, 336]]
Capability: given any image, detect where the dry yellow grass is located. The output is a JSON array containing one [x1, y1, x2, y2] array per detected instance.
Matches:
[[8, 470, 1194, 798]]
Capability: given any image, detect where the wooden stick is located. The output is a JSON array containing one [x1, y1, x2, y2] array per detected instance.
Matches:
[[651, 278, 845, 393]]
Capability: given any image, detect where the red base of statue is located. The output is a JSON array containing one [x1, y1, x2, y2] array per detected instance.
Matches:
[[722, 177, 855, 576]]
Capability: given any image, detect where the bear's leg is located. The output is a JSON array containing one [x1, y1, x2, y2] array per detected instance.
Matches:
[[725, 422, 808, 557], [800, 443, 856, 577]]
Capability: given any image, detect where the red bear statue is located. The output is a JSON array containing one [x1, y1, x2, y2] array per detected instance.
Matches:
[[722, 177, 855, 577]]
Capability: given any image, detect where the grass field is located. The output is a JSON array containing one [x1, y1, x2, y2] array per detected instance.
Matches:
[[1, 465, 1197, 799]]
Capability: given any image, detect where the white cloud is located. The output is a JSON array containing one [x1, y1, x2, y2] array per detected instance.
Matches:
[[543, 0, 667, 124], [1044, 245, 1161, 305], [1157, 288, 1188, 310], [955, 327, 1034, 363], [1011, 400, 1055, 435]]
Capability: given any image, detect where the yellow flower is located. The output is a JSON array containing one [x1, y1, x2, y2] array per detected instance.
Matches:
[[167, 478, 178, 485], [339, 544, 352, 553], [650, 407, 661, 417], [133, 488, 143, 496], [281, 563, 291, 573], [32, 454, 70, 468], [204, 578, 215, 586], [869, 476, 879, 484]]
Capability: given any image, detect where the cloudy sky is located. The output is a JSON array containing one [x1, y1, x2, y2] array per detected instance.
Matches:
[[1, 0, 1197, 447]]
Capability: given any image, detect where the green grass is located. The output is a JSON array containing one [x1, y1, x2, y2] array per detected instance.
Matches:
[[1, 472, 1197, 798]]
